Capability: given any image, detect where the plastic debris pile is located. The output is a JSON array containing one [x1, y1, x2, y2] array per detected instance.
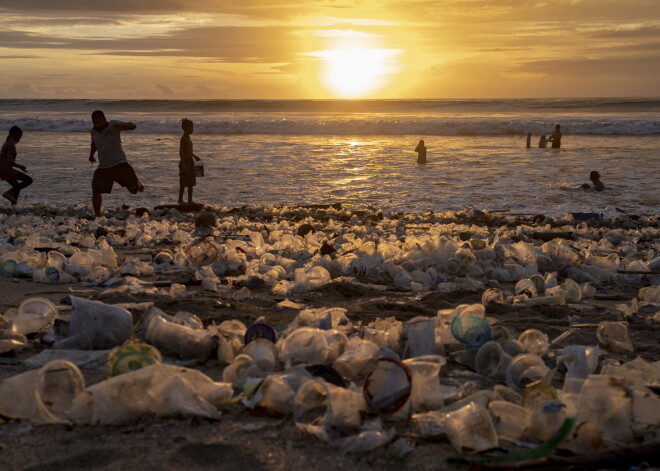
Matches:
[[1, 204, 659, 460]]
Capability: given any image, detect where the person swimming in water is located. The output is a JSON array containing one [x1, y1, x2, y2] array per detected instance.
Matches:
[[580, 170, 604, 191]]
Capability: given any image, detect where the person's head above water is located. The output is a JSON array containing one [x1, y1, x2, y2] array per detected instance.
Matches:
[[590, 170, 601, 182], [182, 118, 194, 134], [555, 124, 561, 131]]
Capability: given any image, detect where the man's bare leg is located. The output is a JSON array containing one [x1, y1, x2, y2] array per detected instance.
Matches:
[[93, 192, 103, 217]]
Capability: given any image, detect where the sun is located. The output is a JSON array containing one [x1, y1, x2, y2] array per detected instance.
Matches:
[[316, 48, 398, 98]]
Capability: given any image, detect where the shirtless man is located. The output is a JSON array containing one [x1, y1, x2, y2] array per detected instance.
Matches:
[[548, 124, 562, 149], [89, 110, 143, 217]]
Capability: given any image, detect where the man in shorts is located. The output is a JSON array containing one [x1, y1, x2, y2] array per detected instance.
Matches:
[[89, 110, 144, 217]]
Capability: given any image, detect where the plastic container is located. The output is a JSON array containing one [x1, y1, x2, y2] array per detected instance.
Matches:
[[294, 378, 364, 432], [405, 317, 436, 358], [0, 359, 85, 424], [403, 354, 446, 412], [444, 401, 498, 452], [596, 321, 633, 353], [363, 357, 412, 414], [475, 341, 512, 378], [450, 315, 492, 350], [11, 297, 58, 335], [505, 353, 553, 392]]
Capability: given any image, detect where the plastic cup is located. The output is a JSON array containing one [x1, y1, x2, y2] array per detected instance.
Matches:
[[596, 321, 633, 353], [0, 359, 85, 424], [505, 353, 553, 392], [363, 357, 412, 414], [279, 327, 329, 367], [405, 317, 436, 358], [403, 354, 446, 412], [243, 338, 278, 372], [55, 297, 133, 351], [146, 313, 215, 361], [560, 345, 600, 380], [481, 288, 504, 305], [450, 315, 492, 349], [294, 378, 364, 431], [475, 341, 512, 378], [488, 400, 531, 441], [333, 339, 380, 381], [518, 329, 550, 356], [11, 297, 58, 335], [444, 401, 498, 452]]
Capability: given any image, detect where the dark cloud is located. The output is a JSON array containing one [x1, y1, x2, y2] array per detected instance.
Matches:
[[0, 1, 353, 19]]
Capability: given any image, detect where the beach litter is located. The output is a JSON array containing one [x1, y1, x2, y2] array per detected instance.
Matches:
[[0, 203, 659, 463]]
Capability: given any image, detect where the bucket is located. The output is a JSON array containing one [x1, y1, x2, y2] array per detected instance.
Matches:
[[194, 162, 204, 177]]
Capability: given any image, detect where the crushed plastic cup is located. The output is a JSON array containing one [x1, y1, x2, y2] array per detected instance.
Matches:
[[294, 378, 364, 432], [475, 341, 512, 378], [222, 354, 262, 386], [279, 327, 329, 367], [488, 400, 531, 441], [528, 399, 567, 441], [560, 345, 600, 380], [505, 353, 553, 392], [333, 338, 380, 381], [69, 364, 232, 425], [145, 312, 215, 361], [169, 283, 188, 297], [363, 357, 412, 414], [638, 286, 660, 303], [518, 329, 550, 356], [54, 297, 133, 350], [450, 315, 492, 349], [515, 278, 538, 297], [403, 354, 446, 412], [0, 359, 85, 424], [577, 375, 634, 444], [11, 297, 58, 335], [405, 317, 436, 358], [0, 330, 28, 354], [243, 338, 278, 372], [596, 321, 634, 353], [444, 401, 498, 452], [481, 288, 504, 305]]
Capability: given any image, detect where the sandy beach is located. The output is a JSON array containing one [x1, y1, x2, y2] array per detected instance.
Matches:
[[1, 204, 659, 471]]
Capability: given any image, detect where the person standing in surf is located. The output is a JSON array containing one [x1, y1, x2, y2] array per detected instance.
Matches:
[[415, 139, 427, 164], [89, 110, 144, 217], [178, 118, 202, 204], [1, 126, 32, 205], [548, 124, 562, 148]]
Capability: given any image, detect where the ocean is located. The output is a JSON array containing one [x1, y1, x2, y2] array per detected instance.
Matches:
[[1, 98, 658, 216]]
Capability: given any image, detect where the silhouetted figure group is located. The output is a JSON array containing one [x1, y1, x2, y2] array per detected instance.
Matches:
[[531, 124, 561, 149]]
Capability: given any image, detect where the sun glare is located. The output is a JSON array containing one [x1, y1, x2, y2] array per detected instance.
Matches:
[[315, 48, 398, 98]]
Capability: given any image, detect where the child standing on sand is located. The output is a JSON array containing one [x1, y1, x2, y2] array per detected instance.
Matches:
[[178, 119, 202, 204], [0, 126, 32, 205]]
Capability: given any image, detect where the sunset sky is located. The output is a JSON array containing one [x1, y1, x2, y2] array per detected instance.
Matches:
[[0, 0, 658, 99]]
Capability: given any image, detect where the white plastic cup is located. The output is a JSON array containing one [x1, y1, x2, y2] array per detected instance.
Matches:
[[11, 297, 58, 335], [403, 354, 446, 412], [146, 313, 215, 361], [444, 401, 498, 452], [0, 359, 85, 424], [405, 317, 436, 358], [294, 378, 364, 431], [475, 341, 512, 378]]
